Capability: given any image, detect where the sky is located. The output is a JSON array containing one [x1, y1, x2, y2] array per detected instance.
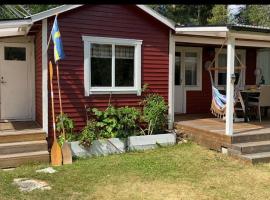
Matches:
[[228, 5, 246, 15]]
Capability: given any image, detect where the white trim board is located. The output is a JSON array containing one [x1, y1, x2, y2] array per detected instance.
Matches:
[[82, 35, 142, 96], [30, 5, 175, 30], [174, 35, 270, 48], [42, 19, 48, 135]]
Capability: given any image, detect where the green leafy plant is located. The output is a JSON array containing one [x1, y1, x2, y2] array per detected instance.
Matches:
[[79, 120, 98, 147], [92, 106, 119, 138], [56, 113, 78, 145], [117, 106, 141, 138], [140, 93, 168, 135]]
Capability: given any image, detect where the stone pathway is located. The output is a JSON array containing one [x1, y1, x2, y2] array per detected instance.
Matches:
[[36, 167, 56, 174], [13, 178, 51, 192]]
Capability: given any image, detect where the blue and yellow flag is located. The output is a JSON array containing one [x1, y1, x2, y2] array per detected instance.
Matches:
[[51, 17, 65, 62]]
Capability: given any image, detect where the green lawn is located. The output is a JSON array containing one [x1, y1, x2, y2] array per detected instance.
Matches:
[[2, 142, 270, 200]]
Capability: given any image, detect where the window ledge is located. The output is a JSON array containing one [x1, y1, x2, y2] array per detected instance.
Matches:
[[88, 88, 141, 95]]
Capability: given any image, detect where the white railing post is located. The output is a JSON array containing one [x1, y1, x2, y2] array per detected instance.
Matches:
[[225, 34, 235, 135]]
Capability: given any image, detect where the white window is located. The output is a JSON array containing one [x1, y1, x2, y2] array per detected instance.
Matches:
[[215, 49, 246, 89], [175, 46, 202, 90], [82, 36, 142, 95]]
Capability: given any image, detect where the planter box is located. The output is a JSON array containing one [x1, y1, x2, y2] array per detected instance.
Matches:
[[68, 138, 126, 157], [128, 133, 176, 151]]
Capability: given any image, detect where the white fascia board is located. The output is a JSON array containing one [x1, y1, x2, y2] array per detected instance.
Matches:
[[176, 26, 229, 32], [136, 5, 175, 29], [30, 4, 175, 30], [229, 30, 270, 41], [0, 27, 26, 37], [0, 19, 32, 29], [30, 4, 83, 22]]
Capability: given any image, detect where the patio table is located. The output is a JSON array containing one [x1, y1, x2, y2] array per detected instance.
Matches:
[[240, 87, 261, 120]]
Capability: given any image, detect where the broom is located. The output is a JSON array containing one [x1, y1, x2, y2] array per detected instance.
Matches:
[[49, 61, 62, 166]]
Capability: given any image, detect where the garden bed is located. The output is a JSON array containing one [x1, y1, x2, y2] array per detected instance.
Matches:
[[128, 132, 176, 151], [69, 138, 126, 157]]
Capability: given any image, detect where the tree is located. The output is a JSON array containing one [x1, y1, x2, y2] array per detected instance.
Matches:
[[237, 5, 270, 26], [207, 5, 229, 25], [150, 5, 213, 25], [0, 5, 59, 19]]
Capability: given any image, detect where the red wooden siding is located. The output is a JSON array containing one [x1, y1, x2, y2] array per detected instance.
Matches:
[[35, 29, 43, 126], [46, 5, 170, 136], [186, 46, 257, 114]]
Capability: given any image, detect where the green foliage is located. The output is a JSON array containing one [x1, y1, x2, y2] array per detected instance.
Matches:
[[140, 93, 168, 135], [56, 113, 74, 136], [117, 106, 141, 138], [79, 120, 98, 147], [56, 113, 78, 145], [207, 5, 228, 25], [150, 5, 214, 25], [92, 106, 119, 138], [237, 5, 270, 27], [80, 106, 141, 147]]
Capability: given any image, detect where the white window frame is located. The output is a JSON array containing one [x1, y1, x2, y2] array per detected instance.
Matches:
[[82, 36, 142, 96], [215, 48, 246, 90], [176, 46, 202, 91]]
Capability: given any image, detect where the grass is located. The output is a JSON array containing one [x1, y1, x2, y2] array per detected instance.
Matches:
[[2, 142, 270, 199]]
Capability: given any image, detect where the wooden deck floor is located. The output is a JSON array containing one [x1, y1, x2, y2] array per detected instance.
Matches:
[[174, 114, 270, 151], [0, 121, 41, 133]]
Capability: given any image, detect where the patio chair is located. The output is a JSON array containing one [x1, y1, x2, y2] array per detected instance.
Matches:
[[248, 85, 270, 122]]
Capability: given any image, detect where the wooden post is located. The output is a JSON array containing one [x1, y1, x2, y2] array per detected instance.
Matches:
[[225, 34, 235, 135], [168, 30, 175, 130]]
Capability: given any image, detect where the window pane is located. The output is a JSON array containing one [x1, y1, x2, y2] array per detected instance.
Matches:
[[217, 52, 243, 85], [185, 52, 197, 86], [91, 44, 112, 87], [175, 52, 181, 85], [4, 47, 26, 61], [115, 45, 134, 87], [185, 63, 197, 85]]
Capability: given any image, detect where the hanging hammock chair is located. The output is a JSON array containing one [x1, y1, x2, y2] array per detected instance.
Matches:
[[206, 38, 246, 119]]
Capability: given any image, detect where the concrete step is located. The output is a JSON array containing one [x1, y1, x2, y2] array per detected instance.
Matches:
[[232, 132, 270, 143], [0, 129, 46, 143], [231, 140, 270, 154], [0, 151, 49, 169], [0, 140, 48, 155], [241, 152, 270, 164]]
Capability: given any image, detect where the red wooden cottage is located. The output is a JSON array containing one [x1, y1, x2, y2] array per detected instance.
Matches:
[[1, 4, 270, 167]]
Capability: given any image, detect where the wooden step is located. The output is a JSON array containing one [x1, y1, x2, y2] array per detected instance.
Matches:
[[232, 132, 270, 143], [0, 151, 49, 169], [0, 140, 48, 155], [0, 129, 46, 143], [241, 152, 270, 164], [231, 140, 270, 154]]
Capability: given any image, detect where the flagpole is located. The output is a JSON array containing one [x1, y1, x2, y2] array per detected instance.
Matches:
[[46, 15, 58, 52]]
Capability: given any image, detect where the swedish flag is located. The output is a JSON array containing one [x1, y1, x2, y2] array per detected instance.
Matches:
[[51, 17, 65, 62]]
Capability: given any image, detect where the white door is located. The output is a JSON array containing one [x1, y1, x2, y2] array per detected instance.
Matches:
[[0, 43, 32, 120], [174, 50, 184, 113]]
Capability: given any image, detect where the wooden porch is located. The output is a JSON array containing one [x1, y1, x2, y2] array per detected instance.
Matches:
[[0, 121, 49, 168], [174, 114, 270, 163]]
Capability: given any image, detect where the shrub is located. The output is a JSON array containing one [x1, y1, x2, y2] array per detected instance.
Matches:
[[140, 93, 168, 135], [117, 106, 141, 138], [56, 113, 77, 146], [79, 120, 98, 147]]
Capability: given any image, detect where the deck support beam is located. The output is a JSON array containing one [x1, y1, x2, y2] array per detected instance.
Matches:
[[225, 34, 235, 135]]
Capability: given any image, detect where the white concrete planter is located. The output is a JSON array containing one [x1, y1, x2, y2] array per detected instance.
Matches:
[[68, 138, 126, 157], [128, 133, 176, 151]]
